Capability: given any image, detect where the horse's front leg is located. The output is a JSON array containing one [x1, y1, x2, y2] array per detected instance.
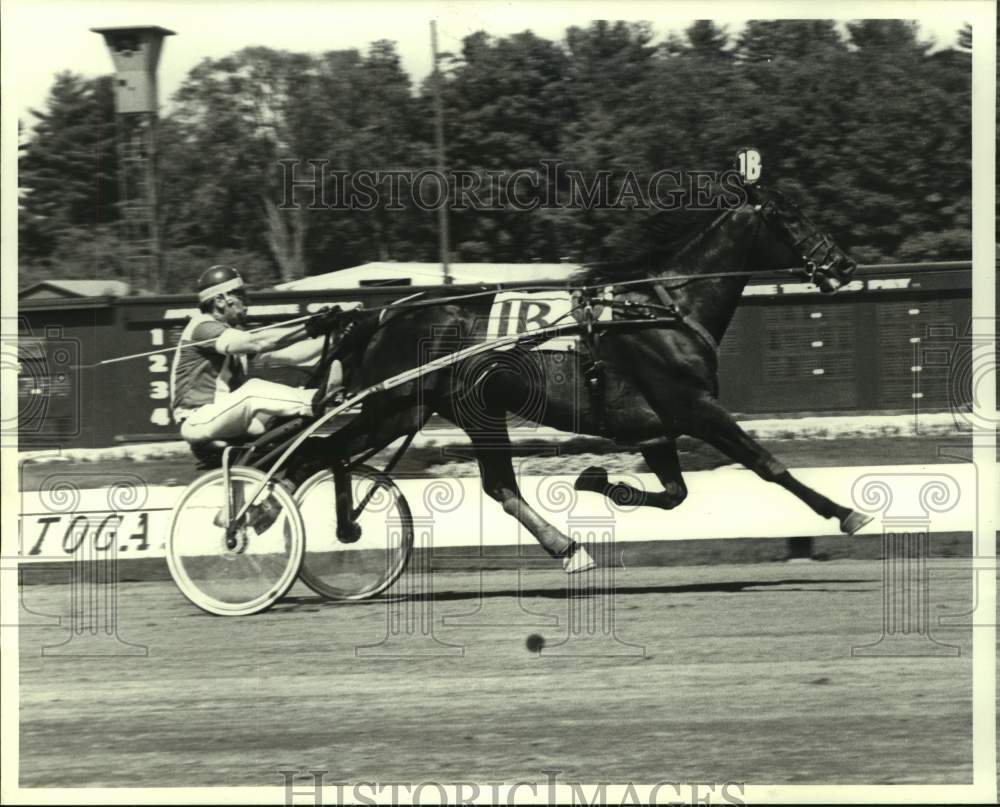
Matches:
[[672, 394, 872, 534], [574, 438, 688, 510]]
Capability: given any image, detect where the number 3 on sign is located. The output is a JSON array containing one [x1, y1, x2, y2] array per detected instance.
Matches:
[[736, 147, 762, 185]]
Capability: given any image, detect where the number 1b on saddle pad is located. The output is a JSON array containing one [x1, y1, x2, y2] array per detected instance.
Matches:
[[485, 289, 614, 351]]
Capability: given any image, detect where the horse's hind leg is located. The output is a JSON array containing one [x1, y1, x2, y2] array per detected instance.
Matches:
[[675, 395, 872, 534], [458, 413, 592, 570], [574, 438, 687, 510]]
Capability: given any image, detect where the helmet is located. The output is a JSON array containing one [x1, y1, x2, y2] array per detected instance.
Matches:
[[197, 265, 245, 303]]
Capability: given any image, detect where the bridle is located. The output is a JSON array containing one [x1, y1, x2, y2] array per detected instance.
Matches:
[[751, 188, 852, 292]]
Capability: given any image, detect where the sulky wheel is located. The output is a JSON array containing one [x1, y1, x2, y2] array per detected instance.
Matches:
[[295, 463, 413, 600], [166, 467, 305, 616]]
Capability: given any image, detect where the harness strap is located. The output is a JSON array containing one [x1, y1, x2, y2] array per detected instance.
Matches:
[[578, 294, 608, 437], [650, 282, 720, 397], [650, 283, 718, 354]]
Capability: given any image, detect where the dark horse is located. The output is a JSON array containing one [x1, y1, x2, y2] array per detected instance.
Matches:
[[312, 183, 872, 568]]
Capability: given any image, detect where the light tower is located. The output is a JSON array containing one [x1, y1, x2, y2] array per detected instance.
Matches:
[[91, 26, 175, 293]]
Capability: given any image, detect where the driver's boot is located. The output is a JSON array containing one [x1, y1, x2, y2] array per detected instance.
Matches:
[[245, 477, 297, 533], [213, 477, 296, 533]]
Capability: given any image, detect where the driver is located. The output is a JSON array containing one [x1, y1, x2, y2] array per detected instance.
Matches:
[[170, 264, 342, 445]]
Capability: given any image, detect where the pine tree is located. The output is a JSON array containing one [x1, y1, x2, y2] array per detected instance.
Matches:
[[19, 72, 118, 262], [684, 21, 731, 59]]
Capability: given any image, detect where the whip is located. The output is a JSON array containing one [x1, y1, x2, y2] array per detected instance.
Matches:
[[77, 313, 316, 369]]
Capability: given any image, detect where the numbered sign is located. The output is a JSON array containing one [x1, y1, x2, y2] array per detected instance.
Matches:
[[735, 146, 763, 185]]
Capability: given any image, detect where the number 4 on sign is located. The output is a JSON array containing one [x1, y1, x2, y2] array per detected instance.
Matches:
[[736, 147, 762, 185], [150, 408, 171, 426]]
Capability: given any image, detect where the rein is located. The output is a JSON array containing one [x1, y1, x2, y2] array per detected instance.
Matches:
[[82, 267, 801, 369]]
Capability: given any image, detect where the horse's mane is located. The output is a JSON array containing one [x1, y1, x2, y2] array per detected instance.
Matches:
[[570, 183, 741, 285]]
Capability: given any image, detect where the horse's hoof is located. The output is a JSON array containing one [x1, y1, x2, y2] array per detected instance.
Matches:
[[574, 466, 609, 493], [841, 510, 874, 535], [563, 543, 597, 574]]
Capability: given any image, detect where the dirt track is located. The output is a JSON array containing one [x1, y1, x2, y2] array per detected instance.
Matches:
[[18, 560, 973, 788]]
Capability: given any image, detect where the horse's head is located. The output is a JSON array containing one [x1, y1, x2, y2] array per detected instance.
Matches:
[[747, 185, 857, 294]]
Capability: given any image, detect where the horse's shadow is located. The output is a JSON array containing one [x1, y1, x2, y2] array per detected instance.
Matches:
[[277, 577, 879, 611]]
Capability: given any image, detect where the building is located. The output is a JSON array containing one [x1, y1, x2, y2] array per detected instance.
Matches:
[[19, 280, 131, 302], [275, 262, 581, 291]]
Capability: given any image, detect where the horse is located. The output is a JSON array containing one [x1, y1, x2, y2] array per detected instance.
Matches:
[[306, 181, 873, 567]]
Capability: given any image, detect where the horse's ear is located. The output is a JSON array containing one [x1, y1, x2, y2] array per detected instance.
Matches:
[[734, 146, 762, 185]]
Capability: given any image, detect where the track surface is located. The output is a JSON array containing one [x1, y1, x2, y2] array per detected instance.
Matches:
[[17, 560, 974, 788]]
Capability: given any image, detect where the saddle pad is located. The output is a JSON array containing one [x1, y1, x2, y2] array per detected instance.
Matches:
[[485, 289, 613, 351]]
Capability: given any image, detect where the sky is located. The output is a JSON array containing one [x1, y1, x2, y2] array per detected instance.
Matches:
[[4, 0, 974, 125]]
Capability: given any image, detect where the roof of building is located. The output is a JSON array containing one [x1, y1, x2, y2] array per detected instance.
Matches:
[[274, 262, 581, 291], [18, 280, 131, 300]]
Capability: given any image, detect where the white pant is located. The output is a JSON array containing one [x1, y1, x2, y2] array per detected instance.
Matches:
[[179, 379, 314, 443]]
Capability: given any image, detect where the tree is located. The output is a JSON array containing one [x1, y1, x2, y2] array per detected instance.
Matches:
[[304, 41, 431, 270], [168, 47, 324, 282], [831, 20, 969, 260], [164, 41, 428, 280], [736, 20, 844, 61], [683, 20, 731, 59], [555, 21, 663, 262], [430, 30, 574, 262], [845, 20, 932, 55], [19, 20, 970, 289], [564, 20, 660, 110], [19, 72, 118, 263], [957, 22, 972, 52]]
